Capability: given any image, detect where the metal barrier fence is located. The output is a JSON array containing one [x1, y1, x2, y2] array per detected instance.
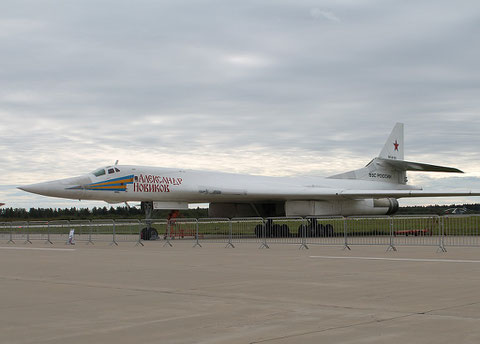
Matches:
[[262, 217, 305, 247], [69, 220, 94, 244], [392, 216, 441, 248], [443, 215, 480, 247], [2, 215, 480, 250], [198, 218, 229, 245], [168, 218, 199, 247], [306, 216, 346, 248], [231, 217, 264, 247]]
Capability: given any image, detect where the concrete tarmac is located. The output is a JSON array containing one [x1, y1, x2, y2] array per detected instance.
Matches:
[[1, 242, 480, 343]]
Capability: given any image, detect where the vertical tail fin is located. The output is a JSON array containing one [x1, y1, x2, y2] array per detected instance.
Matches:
[[328, 123, 406, 184], [379, 122, 404, 160], [328, 122, 462, 184]]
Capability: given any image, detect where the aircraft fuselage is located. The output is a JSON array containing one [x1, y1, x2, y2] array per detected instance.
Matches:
[[19, 164, 417, 204]]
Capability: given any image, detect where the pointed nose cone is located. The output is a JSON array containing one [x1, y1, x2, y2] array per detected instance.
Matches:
[[18, 182, 61, 197], [17, 183, 40, 194], [18, 176, 89, 200]]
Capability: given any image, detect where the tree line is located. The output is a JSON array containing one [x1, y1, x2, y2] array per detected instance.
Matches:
[[1, 203, 479, 221], [0, 206, 209, 221]]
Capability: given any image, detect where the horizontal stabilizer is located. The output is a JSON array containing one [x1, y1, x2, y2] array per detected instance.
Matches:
[[379, 158, 463, 173]]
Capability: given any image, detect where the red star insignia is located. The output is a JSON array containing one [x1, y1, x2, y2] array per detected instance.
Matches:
[[393, 140, 399, 151]]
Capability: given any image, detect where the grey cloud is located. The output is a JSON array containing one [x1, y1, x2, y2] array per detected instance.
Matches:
[[1, 0, 480, 208]]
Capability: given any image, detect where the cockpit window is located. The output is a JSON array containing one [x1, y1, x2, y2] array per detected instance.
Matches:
[[108, 168, 115, 174], [115, 167, 120, 172], [92, 168, 106, 177]]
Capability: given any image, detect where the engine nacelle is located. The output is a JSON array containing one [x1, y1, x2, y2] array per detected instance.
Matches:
[[210, 199, 399, 218], [285, 198, 399, 217]]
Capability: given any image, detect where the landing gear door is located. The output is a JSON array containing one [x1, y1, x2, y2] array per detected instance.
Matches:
[[153, 202, 189, 210]]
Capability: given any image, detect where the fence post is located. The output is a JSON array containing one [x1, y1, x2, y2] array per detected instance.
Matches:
[[225, 219, 235, 248], [64, 221, 71, 245], [298, 218, 308, 250], [386, 217, 397, 252], [135, 220, 144, 246], [7, 223, 14, 244], [437, 216, 447, 252], [110, 220, 118, 246], [45, 221, 53, 244], [259, 218, 269, 249], [24, 222, 32, 244], [86, 220, 94, 245], [343, 217, 351, 250], [163, 219, 173, 247], [193, 219, 202, 247]]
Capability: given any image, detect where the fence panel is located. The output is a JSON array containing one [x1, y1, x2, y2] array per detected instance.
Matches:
[[90, 219, 115, 243], [27, 221, 50, 243], [230, 218, 264, 245], [46, 220, 71, 243], [7, 221, 29, 243], [68, 220, 93, 244], [113, 219, 142, 243], [345, 216, 392, 247], [443, 215, 480, 247], [260, 217, 305, 246], [392, 216, 440, 247], [305, 217, 345, 246], [146, 218, 198, 246], [197, 218, 230, 243], [0, 222, 13, 243], [167, 218, 198, 241]]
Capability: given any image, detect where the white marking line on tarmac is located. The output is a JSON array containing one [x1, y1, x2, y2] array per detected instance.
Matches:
[[309, 256, 480, 263], [0, 247, 75, 252]]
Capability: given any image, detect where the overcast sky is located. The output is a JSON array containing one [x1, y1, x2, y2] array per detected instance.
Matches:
[[1, 0, 480, 210]]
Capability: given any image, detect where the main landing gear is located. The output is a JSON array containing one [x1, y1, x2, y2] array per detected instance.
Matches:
[[254, 218, 335, 238], [298, 219, 334, 238], [140, 201, 159, 240], [254, 219, 290, 238]]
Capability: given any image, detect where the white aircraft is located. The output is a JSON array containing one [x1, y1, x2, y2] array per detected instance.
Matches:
[[18, 123, 479, 222]]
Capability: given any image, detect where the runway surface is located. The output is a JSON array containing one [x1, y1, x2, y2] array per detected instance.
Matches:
[[1, 242, 480, 344]]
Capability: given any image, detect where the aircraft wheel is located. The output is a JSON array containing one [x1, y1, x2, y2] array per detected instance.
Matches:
[[149, 228, 158, 240], [265, 220, 274, 238], [140, 227, 148, 240], [325, 224, 334, 237], [304, 225, 313, 237], [313, 224, 325, 237], [298, 225, 307, 238], [305, 225, 312, 237], [271, 224, 281, 238], [254, 224, 264, 238], [140, 227, 158, 240]]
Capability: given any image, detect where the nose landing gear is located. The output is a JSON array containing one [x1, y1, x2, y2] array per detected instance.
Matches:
[[140, 201, 158, 240]]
